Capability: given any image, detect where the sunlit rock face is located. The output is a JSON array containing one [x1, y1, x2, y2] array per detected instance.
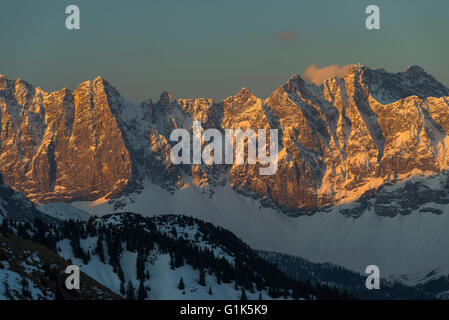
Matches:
[[1, 64, 449, 216], [0, 75, 132, 203]]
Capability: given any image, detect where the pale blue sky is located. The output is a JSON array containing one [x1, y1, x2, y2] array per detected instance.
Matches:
[[1, 0, 448, 102]]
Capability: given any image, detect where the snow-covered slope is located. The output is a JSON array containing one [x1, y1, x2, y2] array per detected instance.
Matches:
[[37, 203, 90, 221], [146, 253, 266, 300], [0, 232, 119, 300], [70, 178, 449, 281], [2, 213, 349, 300]]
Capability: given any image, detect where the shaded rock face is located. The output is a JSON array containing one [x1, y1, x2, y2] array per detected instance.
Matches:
[[0, 174, 56, 223], [1, 64, 449, 216]]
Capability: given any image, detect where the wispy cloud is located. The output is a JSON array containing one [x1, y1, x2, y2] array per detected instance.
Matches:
[[301, 64, 351, 85], [274, 28, 299, 42]]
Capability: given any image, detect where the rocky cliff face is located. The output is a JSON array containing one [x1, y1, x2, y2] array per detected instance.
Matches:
[[0, 75, 132, 204], [1, 64, 449, 216], [256, 64, 449, 213]]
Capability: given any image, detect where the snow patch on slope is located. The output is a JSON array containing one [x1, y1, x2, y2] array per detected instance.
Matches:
[[149, 253, 272, 300]]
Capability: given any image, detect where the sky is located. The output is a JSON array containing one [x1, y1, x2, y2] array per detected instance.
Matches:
[[1, 0, 448, 102]]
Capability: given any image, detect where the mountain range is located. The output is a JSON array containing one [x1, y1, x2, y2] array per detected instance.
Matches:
[[2, 64, 449, 214], [2, 64, 449, 298]]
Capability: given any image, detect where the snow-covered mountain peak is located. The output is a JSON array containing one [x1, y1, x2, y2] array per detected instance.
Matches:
[[14, 77, 32, 88], [351, 64, 449, 104], [236, 86, 252, 96], [348, 63, 367, 73], [226, 87, 257, 104], [280, 73, 323, 102], [285, 73, 307, 87], [93, 75, 105, 82]]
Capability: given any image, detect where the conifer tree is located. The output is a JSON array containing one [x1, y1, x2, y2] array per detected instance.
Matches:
[[170, 253, 175, 270], [199, 268, 206, 286], [136, 251, 146, 281], [240, 288, 247, 300], [177, 277, 185, 290], [96, 234, 105, 263], [138, 281, 147, 300], [55, 283, 64, 300], [126, 280, 135, 300], [283, 288, 289, 299]]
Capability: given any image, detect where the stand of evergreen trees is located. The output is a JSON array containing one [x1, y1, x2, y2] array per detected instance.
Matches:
[[0, 213, 355, 300]]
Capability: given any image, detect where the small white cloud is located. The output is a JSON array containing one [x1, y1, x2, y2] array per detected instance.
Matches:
[[301, 64, 351, 85]]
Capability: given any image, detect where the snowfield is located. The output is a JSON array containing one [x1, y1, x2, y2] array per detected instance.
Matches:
[[148, 254, 274, 300], [37, 203, 91, 221], [69, 179, 449, 281]]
